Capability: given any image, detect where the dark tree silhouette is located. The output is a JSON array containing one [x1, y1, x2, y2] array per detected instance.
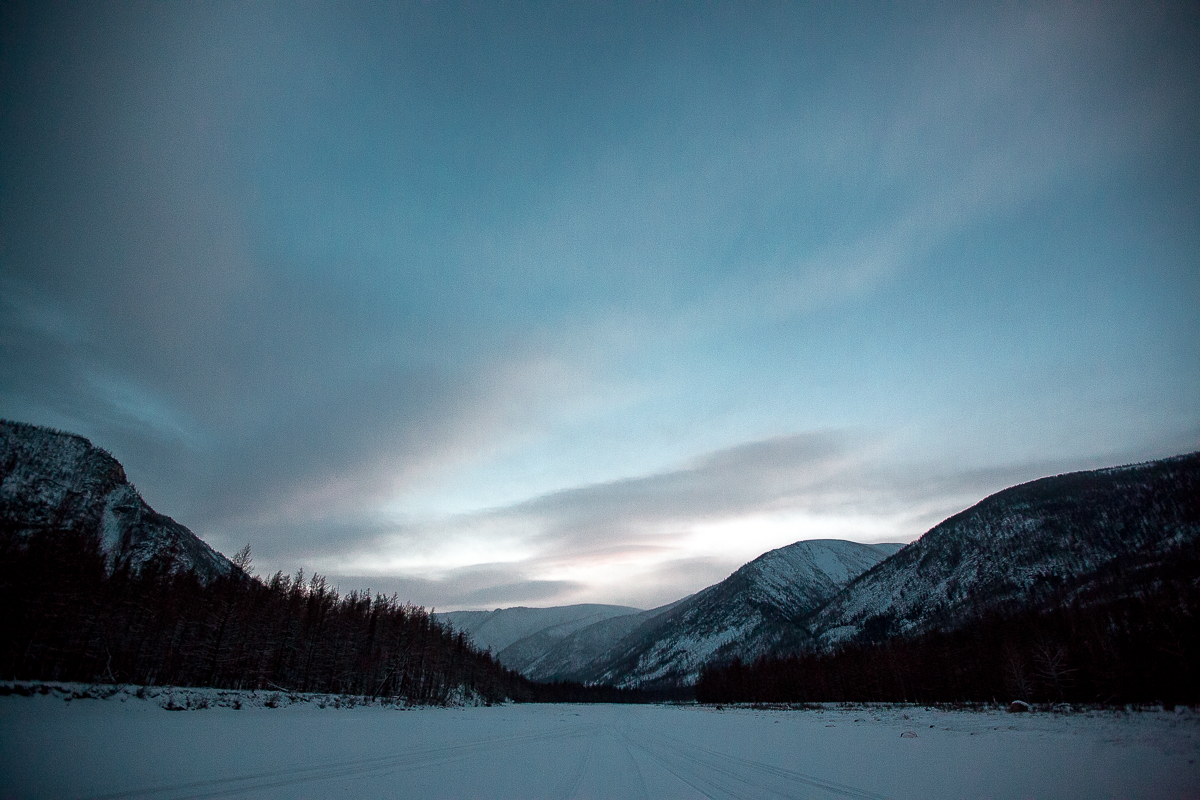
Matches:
[[0, 528, 644, 704]]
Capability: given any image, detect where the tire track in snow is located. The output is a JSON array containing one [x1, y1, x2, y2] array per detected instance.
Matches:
[[72, 710, 890, 800], [612, 725, 650, 800], [671, 732, 893, 800], [618, 726, 760, 799], [696, 735, 889, 799], [620, 741, 725, 800], [78, 724, 593, 800], [559, 723, 596, 800], [620, 725, 893, 800]]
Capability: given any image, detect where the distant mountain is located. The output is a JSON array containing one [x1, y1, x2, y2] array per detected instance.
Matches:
[[434, 603, 641, 657], [0, 420, 233, 581], [538, 540, 901, 688], [514, 598, 688, 680], [808, 453, 1200, 648]]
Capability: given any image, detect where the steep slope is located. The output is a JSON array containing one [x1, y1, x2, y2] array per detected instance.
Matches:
[[434, 603, 640, 657], [558, 540, 896, 688], [0, 420, 232, 581], [809, 453, 1200, 648]]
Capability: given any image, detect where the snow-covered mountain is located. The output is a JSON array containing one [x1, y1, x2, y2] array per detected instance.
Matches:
[[434, 604, 641, 656], [808, 453, 1200, 648], [513, 598, 689, 680], [0, 420, 233, 581], [533, 540, 902, 688]]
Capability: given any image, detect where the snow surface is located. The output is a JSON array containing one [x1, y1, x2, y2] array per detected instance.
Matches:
[[3, 686, 1196, 799]]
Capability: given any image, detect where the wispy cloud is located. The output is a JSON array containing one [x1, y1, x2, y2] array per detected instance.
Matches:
[[318, 432, 1076, 609]]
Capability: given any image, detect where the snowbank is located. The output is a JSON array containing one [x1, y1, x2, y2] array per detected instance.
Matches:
[[0, 681, 494, 711]]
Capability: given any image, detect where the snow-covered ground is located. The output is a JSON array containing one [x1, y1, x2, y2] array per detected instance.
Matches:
[[2, 686, 1197, 799]]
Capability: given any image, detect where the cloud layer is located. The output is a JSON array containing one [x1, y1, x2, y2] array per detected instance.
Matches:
[[318, 432, 1124, 609], [2, 1, 1197, 609]]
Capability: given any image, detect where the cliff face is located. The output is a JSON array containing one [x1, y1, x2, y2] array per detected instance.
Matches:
[[0, 420, 232, 581]]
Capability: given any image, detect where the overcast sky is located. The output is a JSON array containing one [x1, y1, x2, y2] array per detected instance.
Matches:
[[2, 1, 1197, 610]]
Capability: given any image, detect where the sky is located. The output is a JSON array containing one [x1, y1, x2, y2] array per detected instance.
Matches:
[[2, 1, 1197, 611]]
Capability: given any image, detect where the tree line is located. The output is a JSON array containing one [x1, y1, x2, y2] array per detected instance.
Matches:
[[0, 526, 643, 704], [697, 539, 1199, 706]]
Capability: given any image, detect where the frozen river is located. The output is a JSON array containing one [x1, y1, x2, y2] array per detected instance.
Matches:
[[2, 688, 1198, 799]]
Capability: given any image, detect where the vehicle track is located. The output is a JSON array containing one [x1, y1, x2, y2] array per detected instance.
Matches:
[[613, 725, 650, 800], [80, 723, 594, 800], [558, 723, 596, 799], [618, 724, 892, 800], [621, 732, 772, 800]]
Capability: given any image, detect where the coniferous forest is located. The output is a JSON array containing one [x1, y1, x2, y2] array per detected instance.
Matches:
[[0, 525, 645, 704], [7, 519, 1198, 707]]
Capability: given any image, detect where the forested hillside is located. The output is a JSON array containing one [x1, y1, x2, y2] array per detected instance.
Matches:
[[810, 452, 1200, 646], [697, 542, 1200, 705], [0, 528, 531, 703], [0, 421, 651, 704]]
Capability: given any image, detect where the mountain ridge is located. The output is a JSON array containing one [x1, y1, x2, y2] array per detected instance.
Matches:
[[434, 603, 642, 656], [531, 540, 902, 688], [806, 451, 1200, 649]]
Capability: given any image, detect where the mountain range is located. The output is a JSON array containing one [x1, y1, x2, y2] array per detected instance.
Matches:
[[4, 419, 1196, 695], [437, 540, 901, 688], [441, 454, 1198, 689], [557, 541, 904, 688], [435, 604, 642, 656]]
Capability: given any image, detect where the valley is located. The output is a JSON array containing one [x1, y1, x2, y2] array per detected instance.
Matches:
[[4, 419, 1198, 707]]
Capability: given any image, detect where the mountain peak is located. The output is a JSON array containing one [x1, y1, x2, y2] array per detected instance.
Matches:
[[0, 420, 233, 581], [521, 538, 895, 688]]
